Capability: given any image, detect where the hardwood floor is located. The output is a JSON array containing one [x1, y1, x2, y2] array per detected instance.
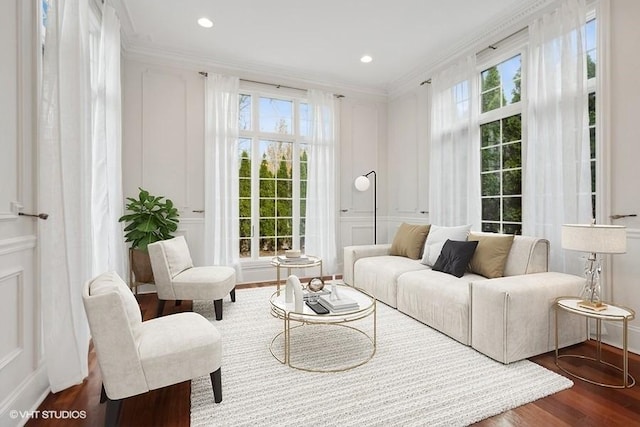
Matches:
[[28, 286, 640, 427]]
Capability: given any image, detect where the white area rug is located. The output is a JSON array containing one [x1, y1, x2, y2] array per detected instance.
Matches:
[[191, 287, 572, 427]]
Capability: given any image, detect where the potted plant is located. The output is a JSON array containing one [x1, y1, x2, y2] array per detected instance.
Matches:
[[119, 188, 180, 284]]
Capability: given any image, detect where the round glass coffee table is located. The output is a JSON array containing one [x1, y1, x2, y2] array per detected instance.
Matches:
[[269, 283, 376, 372]]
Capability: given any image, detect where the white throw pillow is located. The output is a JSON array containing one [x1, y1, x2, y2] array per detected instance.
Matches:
[[420, 225, 471, 266]]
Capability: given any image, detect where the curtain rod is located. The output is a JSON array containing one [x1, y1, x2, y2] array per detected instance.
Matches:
[[418, 27, 527, 87], [198, 72, 345, 98]]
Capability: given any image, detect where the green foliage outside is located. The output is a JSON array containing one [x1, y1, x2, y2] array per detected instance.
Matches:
[[239, 146, 308, 257]]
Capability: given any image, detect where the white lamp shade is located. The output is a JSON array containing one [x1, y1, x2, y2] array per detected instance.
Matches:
[[354, 175, 370, 192], [561, 224, 627, 254]]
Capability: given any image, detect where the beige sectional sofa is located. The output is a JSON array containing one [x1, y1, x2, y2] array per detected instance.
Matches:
[[343, 232, 587, 364]]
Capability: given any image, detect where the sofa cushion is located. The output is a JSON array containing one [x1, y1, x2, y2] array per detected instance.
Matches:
[[354, 256, 428, 308], [421, 225, 471, 266], [390, 223, 430, 259], [396, 269, 487, 345], [468, 232, 515, 278], [433, 239, 478, 278]]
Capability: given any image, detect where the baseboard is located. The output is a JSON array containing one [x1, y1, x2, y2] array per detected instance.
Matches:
[[598, 320, 640, 356], [0, 363, 49, 427]]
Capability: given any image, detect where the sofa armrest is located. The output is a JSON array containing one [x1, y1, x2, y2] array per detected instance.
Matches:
[[471, 272, 587, 364], [343, 244, 392, 285]]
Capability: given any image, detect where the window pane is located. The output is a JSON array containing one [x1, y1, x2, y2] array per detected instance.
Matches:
[[481, 121, 500, 147], [588, 92, 596, 126], [482, 147, 500, 172], [482, 198, 500, 221], [503, 197, 522, 222], [499, 55, 521, 105], [502, 169, 521, 195], [481, 55, 521, 113], [259, 238, 275, 257], [503, 223, 522, 235], [590, 127, 596, 160], [482, 222, 500, 233], [502, 142, 521, 169], [259, 177, 275, 197], [503, 115, 521, 142], [276, 199, 292, 217], [239, 239, 251, 258], [481, 87, 502, 113], [239, 218, 251, 238], [259, 199, 275, 217], [239, 94, 252, 130], [277, 219, 292, 236], [259, 97, 293, 134], [276, 237, 292, 254], [239, 178, 251, 197], [482, 173, 500, 196], [260, 219, 275, 238], [586, 19, 597, 79]]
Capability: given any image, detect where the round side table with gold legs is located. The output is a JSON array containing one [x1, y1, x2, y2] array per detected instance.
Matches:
[[555, 297, 635, 388]]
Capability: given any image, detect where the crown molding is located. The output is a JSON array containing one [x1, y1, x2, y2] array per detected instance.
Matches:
[[387, 0, 557, 99], [120, 34, 389, 100]]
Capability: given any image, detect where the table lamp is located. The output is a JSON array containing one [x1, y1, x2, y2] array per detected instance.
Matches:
[[561, 223, 626, 310]]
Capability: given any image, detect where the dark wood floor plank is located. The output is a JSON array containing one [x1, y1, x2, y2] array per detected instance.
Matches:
[[28, 284, 640, 427]]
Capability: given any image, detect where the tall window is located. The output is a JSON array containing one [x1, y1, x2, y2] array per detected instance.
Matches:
[[479, 54, 523, 234], [238, 93, 309, 259]]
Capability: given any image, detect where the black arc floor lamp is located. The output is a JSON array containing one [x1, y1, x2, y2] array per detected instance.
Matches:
[[354, 170, 377, 244]]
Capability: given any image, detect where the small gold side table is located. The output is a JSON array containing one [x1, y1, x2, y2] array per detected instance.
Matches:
[[555, 297, 635, 388], [270, 255, 322, 292]]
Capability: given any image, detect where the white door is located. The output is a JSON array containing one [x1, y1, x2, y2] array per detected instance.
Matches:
[[606, 1, 640, 355], [0, 1, 49, 425]]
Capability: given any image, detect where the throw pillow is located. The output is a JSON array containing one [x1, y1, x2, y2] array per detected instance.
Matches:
[[468, 232, 515, 278], [390, 223, 431, 260], [421, 224, 471, 266], [432, 239, 479, 278]]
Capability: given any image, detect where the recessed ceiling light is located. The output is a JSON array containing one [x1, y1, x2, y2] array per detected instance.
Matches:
[[360, 55, 373, 63], [198, 17, 213, 28]]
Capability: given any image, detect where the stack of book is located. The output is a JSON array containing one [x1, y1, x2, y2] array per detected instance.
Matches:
[[303, 288, 330, 301], [277, 255, 314, 264], [318, 294, 359, 312]]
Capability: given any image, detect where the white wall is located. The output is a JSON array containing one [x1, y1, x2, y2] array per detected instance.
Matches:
[[121, 55, 387, 283]]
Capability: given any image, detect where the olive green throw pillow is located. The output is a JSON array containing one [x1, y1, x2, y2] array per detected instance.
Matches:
[[390, 223, 431, 260], [468, 232, 515, 279]]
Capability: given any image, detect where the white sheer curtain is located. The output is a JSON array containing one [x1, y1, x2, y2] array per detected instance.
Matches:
[[429, 55, 481, 228], [39, 0, 92, 392], [204, 73, 242, 278], [305, 90, 339, 274], [523, 0, 591, 273], [91, 2, 125, 278]]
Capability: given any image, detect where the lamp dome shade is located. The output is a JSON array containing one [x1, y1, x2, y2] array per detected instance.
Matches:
[[561, 224, 627, 254], [354, 176, 370, 191]]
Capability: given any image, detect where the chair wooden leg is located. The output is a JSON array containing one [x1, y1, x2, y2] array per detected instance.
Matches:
[[210, 368, 222, 403], [175, 300, 182, 306], [214, 299, 223, 320], [100, 383, 107, 403], [230, 288, 236, 302], [104, 397, 122, 427], [156, 299, 166, 317]]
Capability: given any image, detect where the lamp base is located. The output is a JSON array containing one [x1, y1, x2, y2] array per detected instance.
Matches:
[[577, 300, 608, 311]]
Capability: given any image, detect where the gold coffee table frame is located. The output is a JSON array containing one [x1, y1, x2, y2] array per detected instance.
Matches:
[[555, 297, 636, 388], [271, 255, 323, 292], [269, 284, 376, 372]]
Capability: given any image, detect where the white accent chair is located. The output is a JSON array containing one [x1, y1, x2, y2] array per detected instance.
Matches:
[[82, 272, 222, 427], [148, 236, 236, 319]]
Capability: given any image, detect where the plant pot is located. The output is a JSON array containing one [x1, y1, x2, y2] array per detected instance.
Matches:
[[130, 248, 155, 284]]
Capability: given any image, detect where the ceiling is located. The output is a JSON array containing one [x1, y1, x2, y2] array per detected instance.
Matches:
[[113, 0, 536, 93]]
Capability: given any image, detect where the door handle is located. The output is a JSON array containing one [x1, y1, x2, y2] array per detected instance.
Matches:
[[610, 214, 637, 220], [19, 212, 49, 220]]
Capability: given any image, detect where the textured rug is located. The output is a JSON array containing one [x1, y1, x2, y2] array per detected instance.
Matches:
[[191, 287, 572, 427]]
